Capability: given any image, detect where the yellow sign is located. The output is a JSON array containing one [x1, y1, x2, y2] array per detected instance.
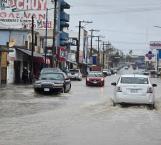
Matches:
[[1, 52, 7, 67]]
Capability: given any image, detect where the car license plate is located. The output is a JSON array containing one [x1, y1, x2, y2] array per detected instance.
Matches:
[[130, 89, 138, 93], [44, 88, 50, 92], [93, 81, 97, 84]]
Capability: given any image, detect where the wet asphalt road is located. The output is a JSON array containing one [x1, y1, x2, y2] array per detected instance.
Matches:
[[0, 68, 161, 145]]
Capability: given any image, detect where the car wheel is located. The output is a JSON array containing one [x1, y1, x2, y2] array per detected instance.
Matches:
[[34, 88, 39, 93], [64, 84, 71, 93], [112, 101, 116, 106], [68, 84, 71, 92], [148, 104, 155, 110]]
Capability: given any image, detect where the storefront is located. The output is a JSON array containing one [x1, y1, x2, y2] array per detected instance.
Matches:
[[13, 48, 50, 83]]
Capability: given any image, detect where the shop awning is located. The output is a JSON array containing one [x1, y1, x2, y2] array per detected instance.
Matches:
[[66, 60, 77, 65], [16, 48, 50, 64], [16, 48, 43, 58]]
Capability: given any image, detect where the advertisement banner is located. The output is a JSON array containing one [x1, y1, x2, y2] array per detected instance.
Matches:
[[150, 41, 161, 50], [0, 0, 53, 29]]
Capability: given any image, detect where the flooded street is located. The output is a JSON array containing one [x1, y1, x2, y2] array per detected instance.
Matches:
[[0, 70, 161, 145]]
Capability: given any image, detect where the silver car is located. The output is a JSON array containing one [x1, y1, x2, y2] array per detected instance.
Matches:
[[67, 69, 82, 81], [111, 74, 157, 109]]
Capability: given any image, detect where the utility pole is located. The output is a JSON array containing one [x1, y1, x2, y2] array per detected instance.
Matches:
[[45, 7, 55, 67], [102, 41, 105, 68], [101, 41, 111, 69], [51, 0, 57, 67], [76, 20, 92, 67], [76, 21, 81, 67], [94, 35, 104, 65], [45, 8, 48, 66], [89, 29, 99, 57], [31, 15, 34, 82]]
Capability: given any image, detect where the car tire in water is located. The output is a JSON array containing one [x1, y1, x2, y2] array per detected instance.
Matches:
[[148, 104, 155, 110], [112, 101, 116, 107], [34, 88, 39, 93]]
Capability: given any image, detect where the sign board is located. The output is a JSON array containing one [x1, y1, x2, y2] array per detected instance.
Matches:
[[0, 0, 53, 29], [150, 41, 161, 50], [1, 52, 7, 67], [8, 48, 16, 61], [159, 50, 161, 59], [67, 53, 76, 62]]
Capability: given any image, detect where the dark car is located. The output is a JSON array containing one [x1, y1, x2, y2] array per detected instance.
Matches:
[[40, 67, 62, 75], [86, 71, 105, 87], [34, 72, 71, 93]]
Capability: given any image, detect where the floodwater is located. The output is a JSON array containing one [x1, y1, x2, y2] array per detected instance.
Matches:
[[0, 68, 161, 145]]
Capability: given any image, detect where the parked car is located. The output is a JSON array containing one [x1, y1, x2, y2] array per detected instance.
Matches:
[[34, 72, 71, 93], [111, 74, 157, 109], [102, 69, 111, 76], [86, 71, 105, 87], [67, 69, 82, 81]]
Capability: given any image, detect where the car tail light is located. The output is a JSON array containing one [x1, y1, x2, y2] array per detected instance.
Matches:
[[117, 86, 122, 92], [147, 87, 153, 93]]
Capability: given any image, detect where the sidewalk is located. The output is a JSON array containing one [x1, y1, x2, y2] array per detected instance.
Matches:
[[0, 83, 33, 90]]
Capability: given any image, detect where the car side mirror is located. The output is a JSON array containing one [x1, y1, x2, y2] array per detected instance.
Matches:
[[152, 84, 157, 87], [111, 82, 117, 86]]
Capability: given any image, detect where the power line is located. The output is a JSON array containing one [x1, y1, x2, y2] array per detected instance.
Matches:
[[71, 6, 161, 16]]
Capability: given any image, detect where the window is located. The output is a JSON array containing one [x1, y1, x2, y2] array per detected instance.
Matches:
[[88, 72, 103, 77], [40, 73, 64, 80], [121, 77, 148, 84]]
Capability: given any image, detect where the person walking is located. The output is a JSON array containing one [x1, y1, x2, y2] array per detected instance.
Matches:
[[22, 67, 28, 84]]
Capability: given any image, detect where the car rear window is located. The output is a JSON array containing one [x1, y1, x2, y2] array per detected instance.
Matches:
[[120, 77, 148, 84], [88, 73, 103, 77], [69, 70, 79, 73]]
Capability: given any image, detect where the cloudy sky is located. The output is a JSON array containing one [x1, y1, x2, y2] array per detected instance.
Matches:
[[66, 0, 161, 55]]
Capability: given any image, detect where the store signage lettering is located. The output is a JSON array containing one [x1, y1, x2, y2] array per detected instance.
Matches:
[[0, 0, 52, 29]]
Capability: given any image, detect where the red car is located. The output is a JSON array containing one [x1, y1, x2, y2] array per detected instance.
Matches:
[[86, 71, 105, 87]]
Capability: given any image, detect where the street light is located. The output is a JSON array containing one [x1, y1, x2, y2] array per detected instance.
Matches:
[[76, 20, 92, 67]]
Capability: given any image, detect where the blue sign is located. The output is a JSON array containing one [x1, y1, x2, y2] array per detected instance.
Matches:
[[159, 50, 161, 59]]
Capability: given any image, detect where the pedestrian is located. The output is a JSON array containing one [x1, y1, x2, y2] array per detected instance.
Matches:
[[22, 67, 28, 84]]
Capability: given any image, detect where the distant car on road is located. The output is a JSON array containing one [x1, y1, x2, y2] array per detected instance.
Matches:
[[102, 69, 111, 76], [86, 71, 105, 87], [67, 69, 82, 81], [111, 74, 157, 109], [34, 72, 71, 94]]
